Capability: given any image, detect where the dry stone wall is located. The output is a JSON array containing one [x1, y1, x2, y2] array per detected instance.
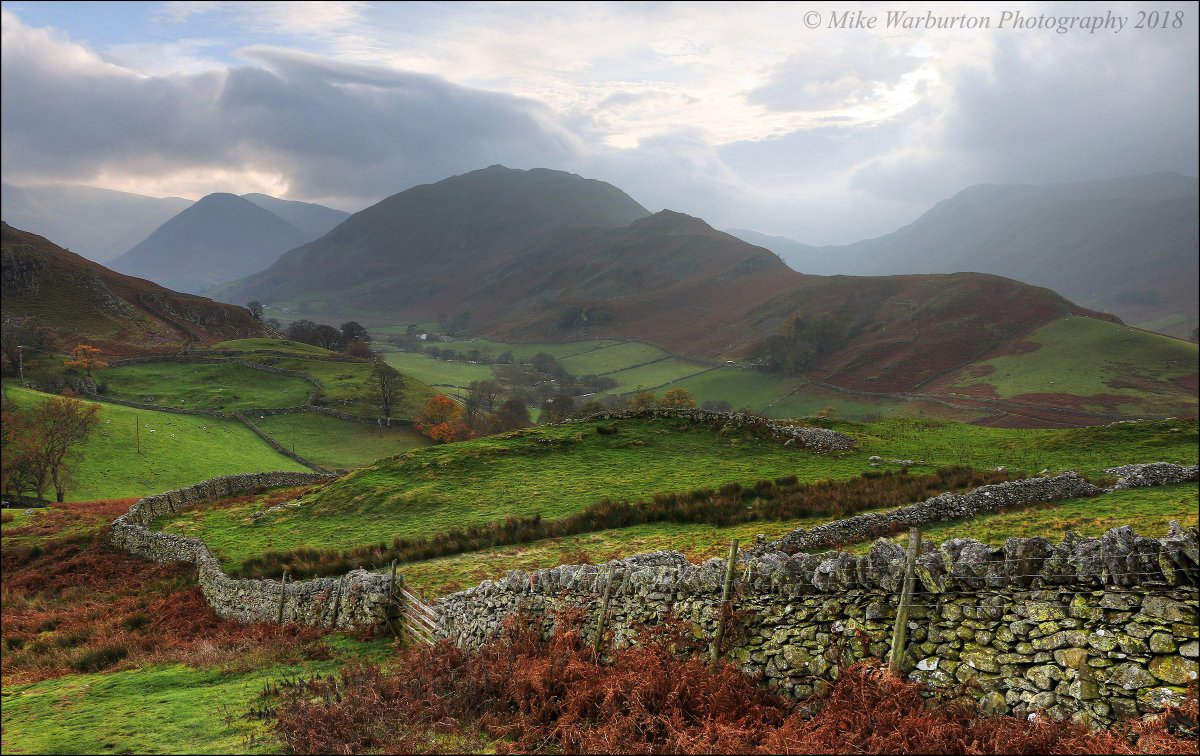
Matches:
[[107, 459, 1198, 728], [760, 472, 1103, 555], [435, 523, 1199, 728], [435, 463, 1199, 728], [110, 471, 395, 629]]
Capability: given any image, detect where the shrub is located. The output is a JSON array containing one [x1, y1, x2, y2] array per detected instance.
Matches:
[[71, 644, 127, 673], [273, 613, 1198, 755]]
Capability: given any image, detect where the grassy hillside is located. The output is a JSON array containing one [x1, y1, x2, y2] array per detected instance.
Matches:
[[3, 386, 307, 501], [945, 316, 1198, 416], [381, 351, 494, 398], [102, 362, 313, 410], [253, 412, 430, 470], [155, 414, 1198, 574], [211, 338, 336, 356]]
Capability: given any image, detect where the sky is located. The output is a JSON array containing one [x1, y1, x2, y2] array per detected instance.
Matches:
[[1, 1, 1197, 244]]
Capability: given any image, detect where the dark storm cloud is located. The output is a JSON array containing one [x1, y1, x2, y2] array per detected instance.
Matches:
[[0, 24, 576, 206]]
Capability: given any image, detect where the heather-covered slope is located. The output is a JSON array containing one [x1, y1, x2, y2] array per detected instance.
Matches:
[[1, 222, 270, 354]]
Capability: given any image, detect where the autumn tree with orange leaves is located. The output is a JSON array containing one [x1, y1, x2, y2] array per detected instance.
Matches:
[[64, 344, 107, 377], [414, 395, 472, 443]]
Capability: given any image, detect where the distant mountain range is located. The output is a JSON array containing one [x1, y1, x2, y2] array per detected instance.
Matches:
[[109, 193, 324, 295], [5, 165, 1195, 424], [2, 184, 352, 294], [1, 222, 270, 355], [728, 173, 1199, 339], [1, 183, 193, 263], [216, 165, 1172, 403]]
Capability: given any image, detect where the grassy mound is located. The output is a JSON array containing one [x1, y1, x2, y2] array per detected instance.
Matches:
[[948, 316, 1198, 415], [210, 338, 440, 419], [102, 362, 313, 410]]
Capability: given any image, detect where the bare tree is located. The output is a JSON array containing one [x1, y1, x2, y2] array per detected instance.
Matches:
[[373, 360, 404, 426]]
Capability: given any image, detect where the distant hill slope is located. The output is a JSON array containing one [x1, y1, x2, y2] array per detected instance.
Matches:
[[1, 222, 270, 355], [241, 193, 350, 238], [110, 193, 314, 295], [731, 173, 1199, 339], [216, 165, 652, 307], [1, 183, 193, 263]]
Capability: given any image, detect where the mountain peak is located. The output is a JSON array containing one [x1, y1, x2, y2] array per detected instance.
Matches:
[[632, 210, 715, 235], [109, 191, 313, 294]]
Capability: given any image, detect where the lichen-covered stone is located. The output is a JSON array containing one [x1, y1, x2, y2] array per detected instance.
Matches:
[[1148, 655, 1199, 685], [1108, 662, 1157, 690]]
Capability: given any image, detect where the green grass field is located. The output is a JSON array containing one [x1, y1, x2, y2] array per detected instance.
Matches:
[[208, 339, 439, 419], [0, 636, 393, 756], [951, 316, 1198, 414], [102, 363, 313, 411], [600, 358, 712, 394], [253, 412, 430, 470], [154, 414, 1198, 574], [417, 336, 623, 363], [158, 416, 872, 570], [234, 356, 435, 419], [381, 352, 494, 397], [4, 386, 307, 501], [558, 341, 674, 375]]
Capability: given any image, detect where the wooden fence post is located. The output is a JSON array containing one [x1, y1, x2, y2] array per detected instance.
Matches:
[[394, 572, 406, 644], [710, 539, 739, 665], [277, 571, 288, 624], [889, 527, 921, 675], [593, 565, 617, 653]]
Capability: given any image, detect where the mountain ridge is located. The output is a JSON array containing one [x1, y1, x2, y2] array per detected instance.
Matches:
[[729, 173, 1199, 338]]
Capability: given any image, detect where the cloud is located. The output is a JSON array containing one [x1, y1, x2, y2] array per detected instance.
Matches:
[[2, 3, 1197, 244], [0, 11, 578, 208]]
